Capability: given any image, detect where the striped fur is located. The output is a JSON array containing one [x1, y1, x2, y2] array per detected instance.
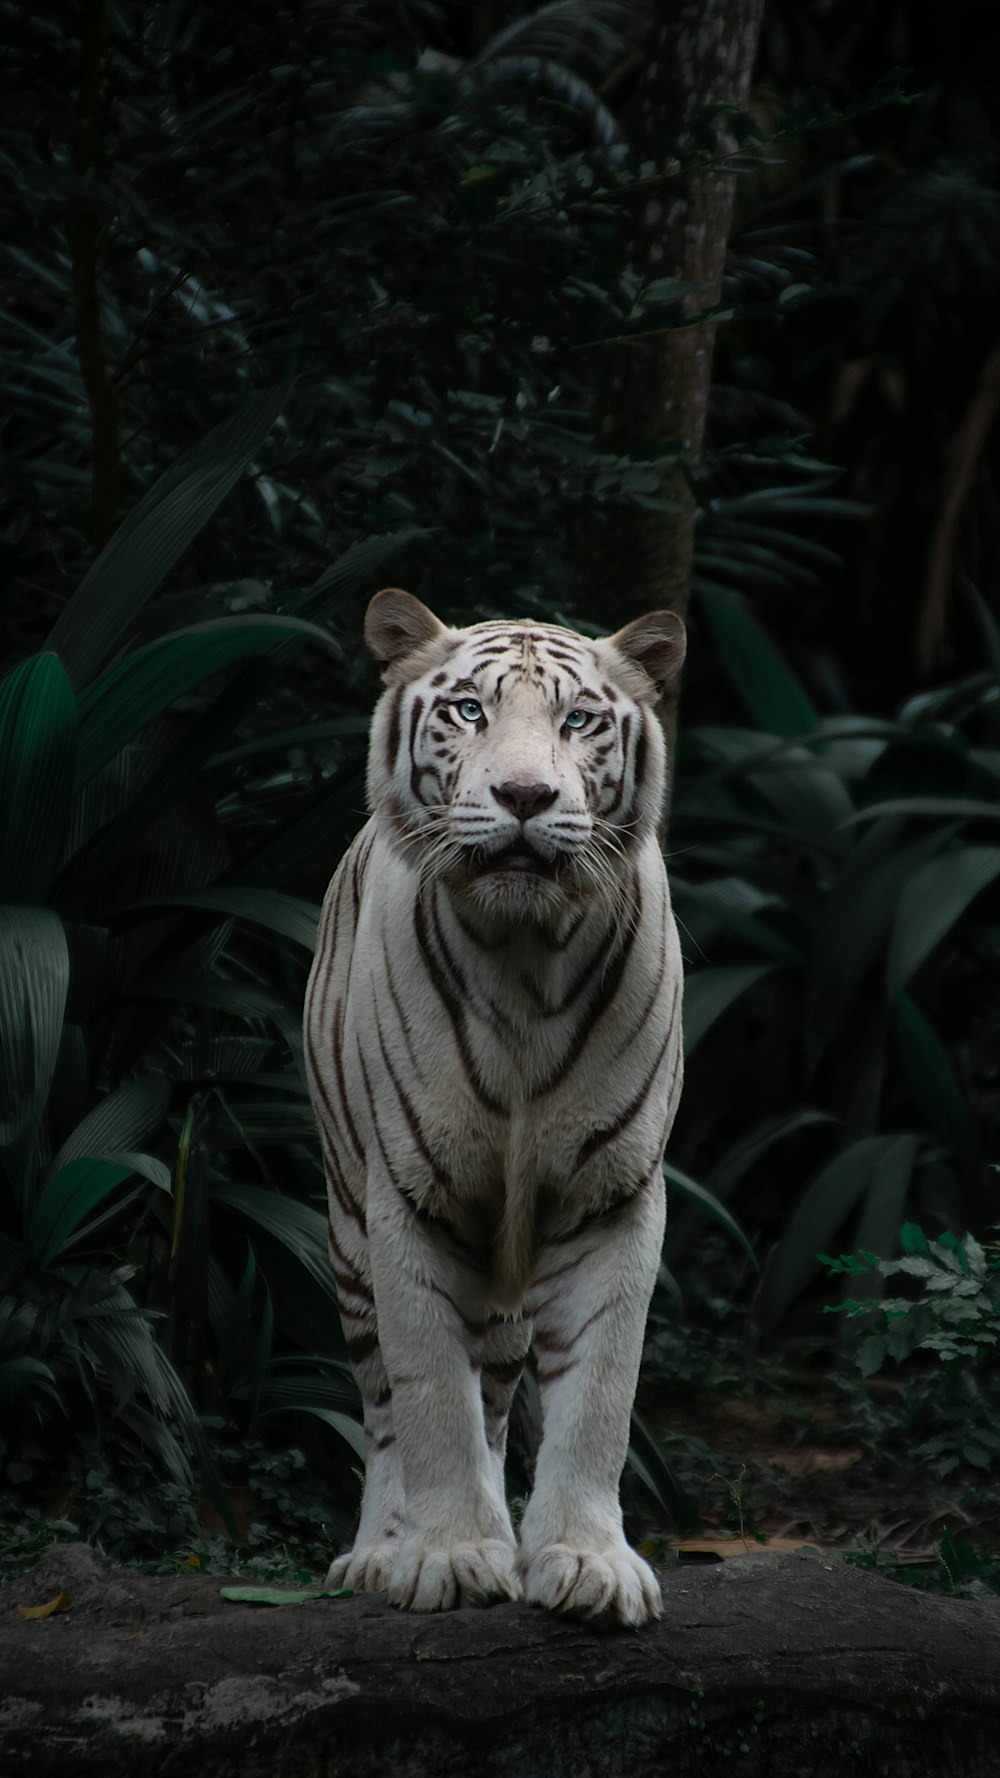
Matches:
[[304, 589, 685, 1625]]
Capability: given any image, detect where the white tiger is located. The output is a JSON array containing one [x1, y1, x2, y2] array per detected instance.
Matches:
[[304, 588, 685, 1626]]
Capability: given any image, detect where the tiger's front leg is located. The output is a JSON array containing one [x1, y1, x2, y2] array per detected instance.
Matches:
[[519, 1172, 666, 1627], [367, 1167, 521, 1610]]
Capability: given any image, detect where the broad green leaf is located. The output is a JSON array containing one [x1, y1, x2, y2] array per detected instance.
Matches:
[[699, 590, 820, 738], [757, 1136, 904, 1333], [135, 979, 303, 1064], [119, 888, 320, 952], [805, 821, 952, 1069], [843, 797, 1000, 827], [25, 1157, 136, 1268], [288, 526, 430, 619], [888, 847, 1000, 995], [672, 881, 800, 965], [894, 995, 976, 1154], [0, 908, 69, 1150], [0, 655, 77, 902], [46, 380, 296, 687], [75, 615, 341, 788], [0, 1356, 61, 1410], [212, 1181, 338, 1303], [666, 1110, 833, 1266], [47, 1077, 171, 1179], [663, 1163, 757, 1269], [683, 963, 777, 1055], [627, 1412, 699, 1534], [237, 772, 368, 886], [850, 1134, 921, 1301], [256, 1402, 366, 1461]]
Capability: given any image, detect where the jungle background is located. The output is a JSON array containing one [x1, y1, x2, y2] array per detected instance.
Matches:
[[3, 0, 1000, 1594]]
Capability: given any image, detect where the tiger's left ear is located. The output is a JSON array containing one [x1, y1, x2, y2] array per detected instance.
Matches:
[[608, 609, 687, 703]]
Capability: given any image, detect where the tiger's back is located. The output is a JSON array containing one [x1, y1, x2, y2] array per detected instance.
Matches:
[[304, 590, 685, 1624]]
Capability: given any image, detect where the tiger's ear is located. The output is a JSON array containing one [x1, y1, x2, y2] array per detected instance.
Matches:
[[365, 588, 447, 677], [608, 609, 686, 703]]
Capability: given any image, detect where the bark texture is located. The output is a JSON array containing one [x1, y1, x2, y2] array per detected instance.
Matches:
[[592, 0, 765, 627], [4, 1543, 1000, 1777]]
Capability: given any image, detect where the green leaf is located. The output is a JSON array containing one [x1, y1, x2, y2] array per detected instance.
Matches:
[[888, 847, 1000, 995], [0, 1356, 61, 1410], [894, 995, 976, 1154], [25, 1157, 137, 1269], [118, 888, 320, 952], [805, 822, 951, 1070], [46, 380, 296, 688], [212, 1181, 338, 1304], [666, 1110, 833, 1267], [850, 1134, 921, 1300], [627, 1412, 699, 1535], [683, 964, 777, 1055], [844, 798, 1000, 827], [255, 1403, 366, 1461], [757, 1137, 906, 1334], [288, 527, 431, 620], [75, 615, 341, 788], [663, 1163, 757, 1269], [0, 655, 77, 902], [699, 590, 820, 738], [219, 1585, 352, 1606], [0, 907, 69, 1151], [47, 1077, 172, 1178]]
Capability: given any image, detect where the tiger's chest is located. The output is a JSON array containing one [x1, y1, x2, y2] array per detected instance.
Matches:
[[329, 829, 683, 1217]]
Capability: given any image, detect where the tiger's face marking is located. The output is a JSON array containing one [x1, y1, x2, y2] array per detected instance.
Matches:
[[366, 590, 685, 921]]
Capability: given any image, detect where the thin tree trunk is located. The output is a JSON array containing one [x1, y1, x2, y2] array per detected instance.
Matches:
[[590, 0, 764, 800]]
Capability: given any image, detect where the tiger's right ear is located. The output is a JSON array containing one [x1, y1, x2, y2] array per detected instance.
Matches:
[[365, 588, 447, 679]]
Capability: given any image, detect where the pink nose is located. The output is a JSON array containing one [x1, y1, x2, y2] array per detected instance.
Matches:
[[491, 781, 558, 822]]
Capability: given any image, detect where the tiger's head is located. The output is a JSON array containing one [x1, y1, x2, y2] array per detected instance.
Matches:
[[365, 589, 685, 919]]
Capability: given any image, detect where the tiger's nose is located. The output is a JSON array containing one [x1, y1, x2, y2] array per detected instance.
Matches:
[[491, 780, 558, 822]]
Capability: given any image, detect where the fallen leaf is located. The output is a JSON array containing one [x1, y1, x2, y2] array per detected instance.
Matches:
[[668, 1538, 824, 1561], [182, 1554, 202, 1570], [218, 1584, 353, 1607], [769, 1446, 863, 1478], [17, 1591, 72, 1621]]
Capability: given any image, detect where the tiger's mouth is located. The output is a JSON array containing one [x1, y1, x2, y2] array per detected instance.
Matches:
[[470, 842, 557, 879]]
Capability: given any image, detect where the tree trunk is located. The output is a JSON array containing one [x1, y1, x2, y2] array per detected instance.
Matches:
[[6, 1544, 1000, 1777], [594, 0, 764, 625]]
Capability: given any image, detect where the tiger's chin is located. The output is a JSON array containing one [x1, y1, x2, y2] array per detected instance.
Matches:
[[463, 854, 568, 922]]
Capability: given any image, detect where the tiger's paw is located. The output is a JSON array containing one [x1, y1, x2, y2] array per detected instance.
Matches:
[[388, 1537, 521, 1611], [326, 1541, 399, 1595], [520, 1542, 661, 1627]]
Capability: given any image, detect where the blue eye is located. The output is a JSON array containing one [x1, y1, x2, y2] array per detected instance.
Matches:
[[457, 698, 483, 723], [564, 709, 589, 731]]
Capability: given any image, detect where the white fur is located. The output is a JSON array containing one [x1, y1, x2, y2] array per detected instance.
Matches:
[[304, 606, 684, 1625]]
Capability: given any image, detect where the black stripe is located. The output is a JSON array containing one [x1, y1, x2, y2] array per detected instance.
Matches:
[[330, 1001, 366, 1163], [414, 890, 505, 1113], [385, 685, 404, 775], [573, 1018, 677, 1170], [372, 1004, 452, 1190], [407, 694, 425, 804], [320, 1127, 366, 1227], [346, 1328, 380, 1366], [532, 872, 641, 1097], [383, 944, 423, 1073], [481, 1356, 525, 1385]]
